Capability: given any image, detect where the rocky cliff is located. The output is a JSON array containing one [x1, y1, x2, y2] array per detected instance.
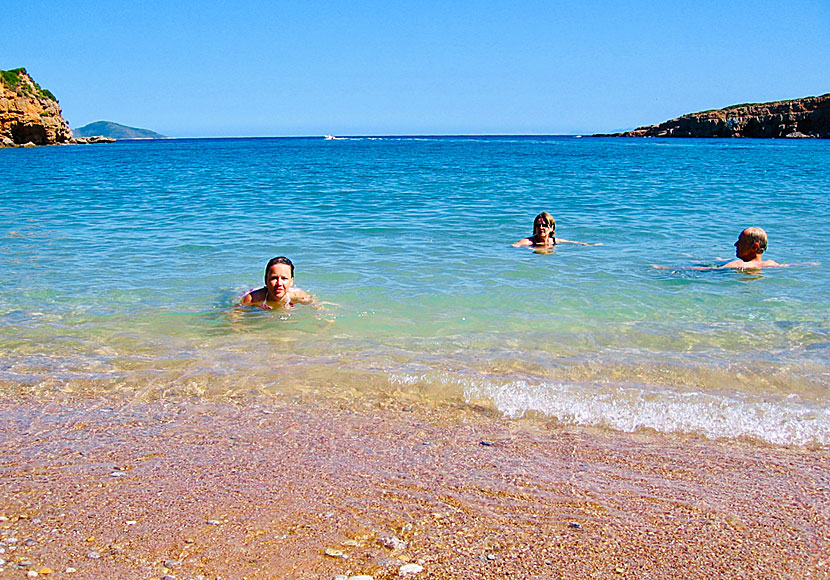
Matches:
[[0, 68, 73, 146], [603, 94, 829, 138]]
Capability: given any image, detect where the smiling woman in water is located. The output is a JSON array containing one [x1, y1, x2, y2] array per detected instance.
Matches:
[[240, 256, 314, 309], [513, 212, 600, 249]]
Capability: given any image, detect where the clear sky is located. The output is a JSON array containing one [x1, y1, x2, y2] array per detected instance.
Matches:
[[3, 1, 828, 137]]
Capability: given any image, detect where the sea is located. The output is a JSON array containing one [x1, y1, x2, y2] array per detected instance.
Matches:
[[1, 136, 828, 447]]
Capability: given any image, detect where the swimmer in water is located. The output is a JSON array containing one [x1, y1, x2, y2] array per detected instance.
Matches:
[[653, 227, 798, 271], [513, 212, 600, 248], [240, 256, 314, 309], [721, 227, 781, 269]]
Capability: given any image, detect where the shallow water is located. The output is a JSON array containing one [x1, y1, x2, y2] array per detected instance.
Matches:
[[1, 136, 828, 445]]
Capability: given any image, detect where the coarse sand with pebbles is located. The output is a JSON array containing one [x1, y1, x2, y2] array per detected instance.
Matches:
[[1, 397, 828, 579]]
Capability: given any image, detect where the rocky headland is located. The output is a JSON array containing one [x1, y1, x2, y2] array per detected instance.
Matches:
[[601, 94, 829, 138], [1, 68, 117, 148], [0, 68, 74, 147]]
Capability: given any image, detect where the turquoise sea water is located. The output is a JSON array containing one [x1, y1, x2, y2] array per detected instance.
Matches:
[[1, 136, 828, 446]]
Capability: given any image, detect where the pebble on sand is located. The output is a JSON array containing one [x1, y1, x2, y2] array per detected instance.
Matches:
[[379, 535, 407, 551], [399, 563, 424, 575]]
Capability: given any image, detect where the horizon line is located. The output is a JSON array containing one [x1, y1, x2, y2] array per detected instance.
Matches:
[[90, 133, 596, 140]]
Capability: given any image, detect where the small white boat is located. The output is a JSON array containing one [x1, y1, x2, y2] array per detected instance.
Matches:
[[324, 134, 336, 140]]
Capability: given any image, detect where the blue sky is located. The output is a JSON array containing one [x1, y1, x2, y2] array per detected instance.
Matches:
[[3, 1, 828, 136]]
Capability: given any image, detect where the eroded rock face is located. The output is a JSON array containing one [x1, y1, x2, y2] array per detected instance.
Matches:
[[1, 68, 73, 146], [604, 94, 830, 138]]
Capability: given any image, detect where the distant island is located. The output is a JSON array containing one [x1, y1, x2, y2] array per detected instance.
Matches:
[[598, 94, 829, 139], [73, 121, 167, 140]]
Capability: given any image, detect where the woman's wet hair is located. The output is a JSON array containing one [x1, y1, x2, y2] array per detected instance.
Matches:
[[533, 212, 555, 233], [265, 256, 294, 278]]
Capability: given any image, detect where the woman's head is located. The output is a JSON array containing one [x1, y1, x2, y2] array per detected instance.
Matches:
[[265, 256, 294, 278], [533, 212, 556, 237], [264, 256, 295, 301]]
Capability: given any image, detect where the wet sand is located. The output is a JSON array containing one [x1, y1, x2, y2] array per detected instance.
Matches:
[[1, 397, 828, 579]]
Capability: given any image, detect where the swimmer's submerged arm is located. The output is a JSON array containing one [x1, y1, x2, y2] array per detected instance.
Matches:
[[290, 288, 315, 305], [653, 260, 790, 271], [554, 238, 602, 246], [652, 264, 720, 271]]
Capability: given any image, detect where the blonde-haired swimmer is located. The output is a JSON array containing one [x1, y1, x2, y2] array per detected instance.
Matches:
[[513, 212, 600, 248], [240, 256, 314, 309]]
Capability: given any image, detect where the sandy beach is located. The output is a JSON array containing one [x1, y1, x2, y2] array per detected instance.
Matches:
[[1, 396, 827, 580]]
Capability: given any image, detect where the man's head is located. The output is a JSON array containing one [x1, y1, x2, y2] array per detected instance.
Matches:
[[735, 227, 768, 260]]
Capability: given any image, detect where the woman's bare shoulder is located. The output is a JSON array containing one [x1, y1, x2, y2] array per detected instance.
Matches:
[[241, 287, 266, 304]]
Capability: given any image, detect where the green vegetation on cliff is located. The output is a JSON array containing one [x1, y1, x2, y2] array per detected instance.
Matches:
[[0, 68, 23, 88], [698, 95, 824, 114], [0, 67, 57, 101]]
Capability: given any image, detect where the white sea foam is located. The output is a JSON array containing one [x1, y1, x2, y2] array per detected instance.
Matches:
[[390, 373, 830, 447], [475, 379, 829, 447]]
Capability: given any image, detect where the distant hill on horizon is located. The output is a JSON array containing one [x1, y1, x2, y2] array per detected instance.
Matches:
[[73, 121, 167, 140]]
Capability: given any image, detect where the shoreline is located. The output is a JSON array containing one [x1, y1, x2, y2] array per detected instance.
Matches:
[[1, 397, 827, 579]]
